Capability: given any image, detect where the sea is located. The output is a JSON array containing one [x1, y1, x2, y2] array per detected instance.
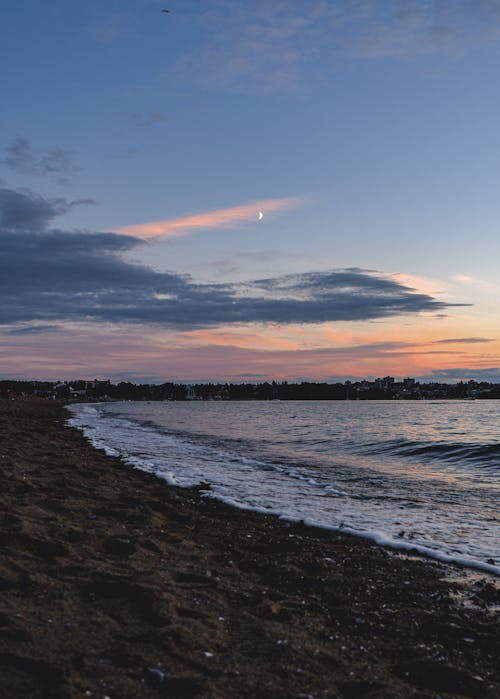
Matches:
[[68, 399, 500, 577]]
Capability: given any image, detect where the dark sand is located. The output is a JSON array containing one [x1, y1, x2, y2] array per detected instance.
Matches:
[[0, 400, 499, 699]]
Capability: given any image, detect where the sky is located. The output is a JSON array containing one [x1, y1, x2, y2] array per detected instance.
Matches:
[[1, 0, 500, 384]]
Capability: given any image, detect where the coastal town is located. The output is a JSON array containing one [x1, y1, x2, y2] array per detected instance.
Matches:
[[1, 376, 500, 402]]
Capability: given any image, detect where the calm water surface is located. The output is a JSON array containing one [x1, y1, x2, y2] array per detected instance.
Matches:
[[69, 400, 500, 575]]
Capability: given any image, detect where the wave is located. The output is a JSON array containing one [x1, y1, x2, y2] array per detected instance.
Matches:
[[363, 438, 500, 468], [67, 403, 500, 577]]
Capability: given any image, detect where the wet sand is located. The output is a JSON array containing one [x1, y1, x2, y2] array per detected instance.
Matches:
[[0, 399, 499, 699]]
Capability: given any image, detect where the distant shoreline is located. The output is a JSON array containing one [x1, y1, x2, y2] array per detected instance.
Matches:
[[2, 375, 500, 402]]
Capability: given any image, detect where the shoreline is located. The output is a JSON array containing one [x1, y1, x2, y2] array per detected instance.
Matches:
[[69, 401, 500, 580], [1, 399, 499, 698]]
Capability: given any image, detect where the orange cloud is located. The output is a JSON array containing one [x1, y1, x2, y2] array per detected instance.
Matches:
[[113, 195, 306, 239]]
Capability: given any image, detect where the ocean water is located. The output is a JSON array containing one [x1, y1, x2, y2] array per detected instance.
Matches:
[[68, 400, 500, 576]]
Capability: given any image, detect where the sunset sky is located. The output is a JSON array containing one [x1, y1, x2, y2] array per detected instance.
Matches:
[[1, 0, 500, 383]]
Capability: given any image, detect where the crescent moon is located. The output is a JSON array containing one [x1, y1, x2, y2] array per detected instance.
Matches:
[[258, 211, 263, 220]]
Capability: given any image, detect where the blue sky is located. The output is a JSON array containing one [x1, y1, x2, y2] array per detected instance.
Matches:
[[1, 1, 500, 382]]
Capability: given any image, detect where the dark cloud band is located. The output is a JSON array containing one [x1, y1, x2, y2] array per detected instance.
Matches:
[[0, 186, 466, 329]]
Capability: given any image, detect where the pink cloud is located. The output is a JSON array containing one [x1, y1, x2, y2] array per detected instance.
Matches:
[[113, 195, 306, 239]]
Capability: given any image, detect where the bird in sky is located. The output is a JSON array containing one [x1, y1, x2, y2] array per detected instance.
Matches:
[[161, 9, 171, 13]]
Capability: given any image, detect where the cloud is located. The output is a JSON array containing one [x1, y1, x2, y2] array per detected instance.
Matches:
[[423, 367, 500, 382], [176, 1, 500, 93], [1, 138, 76, 183], [451, 274, 495, 290], [5, 324, 62, 335], [114, 196, 306, 239], [0, 188, 69, 230], [434, 337, 495, 344], [1, 186, 466, 331], [202, 249, 303, 277], [0, 188, 96, 231]]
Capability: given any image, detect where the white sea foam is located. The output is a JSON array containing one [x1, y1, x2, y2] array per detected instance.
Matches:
[[68, 401, 500, 577]]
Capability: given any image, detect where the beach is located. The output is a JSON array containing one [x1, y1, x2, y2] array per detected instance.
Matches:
[[0, 400, 499, 699]]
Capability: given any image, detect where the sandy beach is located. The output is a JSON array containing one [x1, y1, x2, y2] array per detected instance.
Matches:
[[0, 400, 499, 699]]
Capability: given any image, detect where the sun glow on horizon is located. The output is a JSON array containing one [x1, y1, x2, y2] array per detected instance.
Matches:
[[1, 314, 499, 383]]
